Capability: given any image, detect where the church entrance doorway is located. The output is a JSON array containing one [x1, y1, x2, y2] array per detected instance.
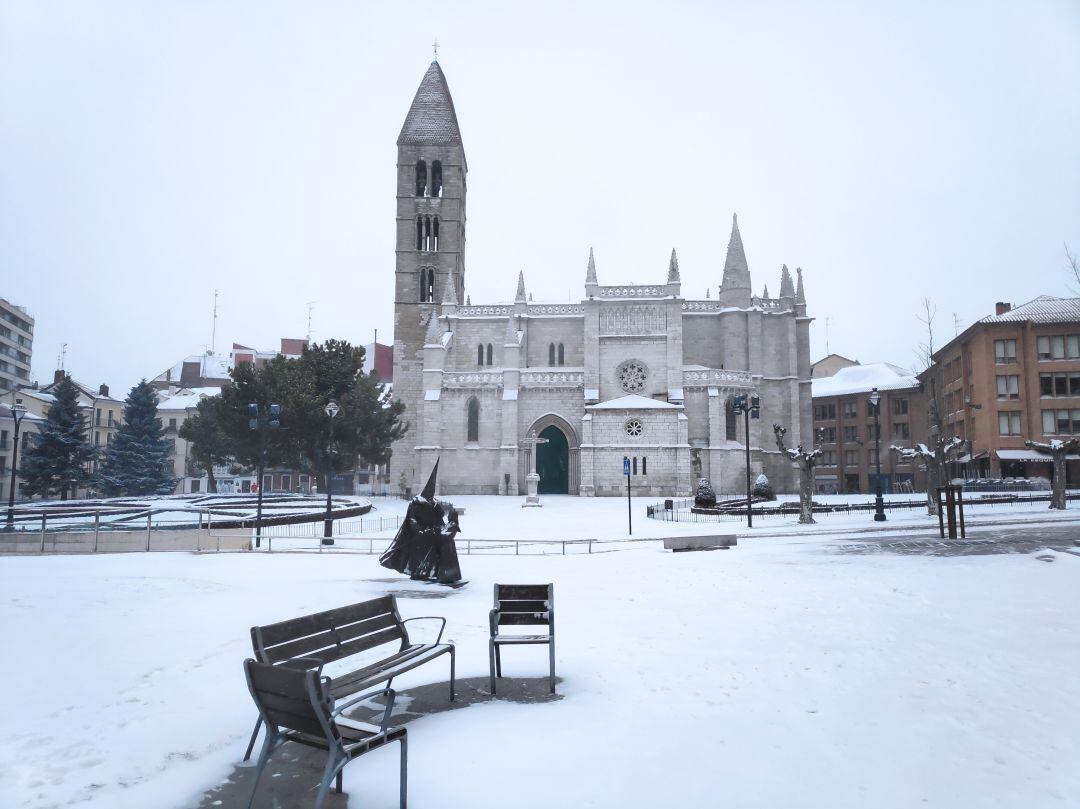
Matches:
[[536, 425, 569, 494]]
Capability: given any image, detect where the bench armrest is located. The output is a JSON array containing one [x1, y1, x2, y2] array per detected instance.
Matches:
[[488, 609, 500, 637], [334, 687, 397, 735], [401, 616, 447, 644]]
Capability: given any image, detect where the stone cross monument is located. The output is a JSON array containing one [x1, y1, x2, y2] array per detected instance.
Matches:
[[519, 430, 548, 508]]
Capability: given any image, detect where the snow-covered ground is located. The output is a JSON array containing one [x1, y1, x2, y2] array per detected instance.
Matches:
[[1, 497, 1078, 808]]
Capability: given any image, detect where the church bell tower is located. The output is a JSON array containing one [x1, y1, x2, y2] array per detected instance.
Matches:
[[389, 61, 467, 488]]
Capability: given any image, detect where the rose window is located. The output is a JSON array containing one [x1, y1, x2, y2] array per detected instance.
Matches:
[[617, 360, 648, 393], [625, 419, 644, 438]]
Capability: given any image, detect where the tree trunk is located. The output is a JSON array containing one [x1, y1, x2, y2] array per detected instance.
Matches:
[[926, 458, 941, 516], [799, 463, 816, 524], [1051, 451, 1066, 509]]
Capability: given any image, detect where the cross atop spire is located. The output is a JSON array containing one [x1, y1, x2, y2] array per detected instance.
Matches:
[[432, 38, 440, 60]]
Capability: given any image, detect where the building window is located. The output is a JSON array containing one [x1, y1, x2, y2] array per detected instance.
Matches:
[[467, 397, 479, 442], [813, 403, 836, 420], [843, 425, 858, 442], [281, 474, 292, 491], [558, 343, 565, 365], [844, 449, 858, 467], [726, 397, 737, 441], [642, 456, 647, 475], [891, 398, 908, 416], [892, 422, 909, 441], [415, 159, 427, 197], [1040, 372, 1080, 397], [625, 419, 644, 438], [190, 479, 201, 493], [617, 360, 648, 393], [486, 344, 493, 365], [994, 339, 1017, 364], [820, 450, 836, 466], [632, 457, 638, 475], [998, 411, 1022, 436], [997, 375, 1020, 399], [419, 268, 435, 302], [841, 400, 857, 419], [548, 343, 556, 365], [819, 426, 836, 443], [262, 474, 272, 491], [430, 160, 442, 197], [1042, 409, 1080, 435], [867, 448, 879, 466], [866, 423, 879, 441], [477, 344, 485, 366], [432, 216, 440, 251]]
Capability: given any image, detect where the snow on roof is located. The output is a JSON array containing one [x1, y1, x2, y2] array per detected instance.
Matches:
[[157, 387, 220, 411], [980, 296, 1080, 325], [811, 362, 918, 398], [587, 394, 683, 410]]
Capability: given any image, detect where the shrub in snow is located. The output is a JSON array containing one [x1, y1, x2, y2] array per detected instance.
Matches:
[[752, 473, 776, 501], [694, 478, 717, 508]]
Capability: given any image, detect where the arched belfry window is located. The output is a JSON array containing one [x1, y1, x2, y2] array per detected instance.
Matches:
[[415, 160, 427, 197], [431, 160, 443, 198], [467, 397, 479, 443], [419, 268, 435, 303], [486, 344, 493, 365], [477, 344, 484, 366], [415, 217, 424, 251], [432, 217, 440, 251], [558, 343, 565, 365], [548, 343, 556, 365]]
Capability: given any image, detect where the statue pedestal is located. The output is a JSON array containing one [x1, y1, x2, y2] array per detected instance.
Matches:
[[522, 472, 542, 507]]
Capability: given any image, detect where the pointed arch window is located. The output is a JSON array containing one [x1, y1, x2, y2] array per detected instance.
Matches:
[[558, 343, 565, 365], [548, 343, 556, 365], [415, 160, 427, 197], [467, 397, 479, 443], [486, 344, 493, 365], [477, 344, 485, 366], [415, 217, 424, 251], [726, 396, 737, 441], [419, 268, 435, 303], [431, 160, 443, 198], [432, 217, 439, 251]]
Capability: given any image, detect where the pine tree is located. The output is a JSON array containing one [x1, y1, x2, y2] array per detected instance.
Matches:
[[98, 380, 177, 496], [19, 375, 97, 500]]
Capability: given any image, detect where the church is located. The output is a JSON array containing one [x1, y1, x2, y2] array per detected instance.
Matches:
[[389, 61, 813, 497]]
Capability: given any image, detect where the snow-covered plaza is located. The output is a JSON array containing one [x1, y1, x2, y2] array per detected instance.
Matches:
[[1, 495, 1078, 809]]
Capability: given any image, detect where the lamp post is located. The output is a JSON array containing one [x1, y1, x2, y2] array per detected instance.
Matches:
[[248, 402, 281, 548], [868, 387, 886, 522], [322, 401, 340, 544], [5, 399, 27, 530], [731, 393, 761, 528]]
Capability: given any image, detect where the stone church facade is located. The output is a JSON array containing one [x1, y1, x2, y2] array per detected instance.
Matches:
[[389, 62, 813, 497]]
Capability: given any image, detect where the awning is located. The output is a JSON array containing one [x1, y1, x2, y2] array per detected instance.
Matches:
[[996, 449, 1080, 462], [957, 452, 989, 463]]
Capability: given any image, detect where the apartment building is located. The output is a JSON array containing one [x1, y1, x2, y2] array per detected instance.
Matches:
[[811, 363, 927, 494], [926, 296, 1080, 481], [0, 298, 34, 393]]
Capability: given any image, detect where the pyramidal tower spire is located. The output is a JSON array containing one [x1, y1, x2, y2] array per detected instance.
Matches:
[[667, 249, 680, 283], [779, 264, 795, 299], [718, 213, 752, 307], [586, 248, 598, 284], [515, 270, 527, 304], [397, 61, 463, 146]]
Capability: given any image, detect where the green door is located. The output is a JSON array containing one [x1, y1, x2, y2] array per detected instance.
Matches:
[[536, 426, 569, 494]]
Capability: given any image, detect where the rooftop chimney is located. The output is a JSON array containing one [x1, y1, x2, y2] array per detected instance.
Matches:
[[54, 369, 65, 384], [98, 384, 109, 397], [995, 301, 1012, 315]]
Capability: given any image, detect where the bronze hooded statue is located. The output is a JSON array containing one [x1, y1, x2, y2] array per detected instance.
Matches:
[[379, 459, 463, 584]]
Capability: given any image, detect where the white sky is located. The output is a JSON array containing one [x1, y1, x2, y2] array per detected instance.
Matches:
[[2, 0, 1078, 394]]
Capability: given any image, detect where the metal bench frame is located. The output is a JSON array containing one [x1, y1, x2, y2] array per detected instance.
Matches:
[[244, 657, 407, 809], [488, 583, 555, 695], [244, 595, 454, 761]]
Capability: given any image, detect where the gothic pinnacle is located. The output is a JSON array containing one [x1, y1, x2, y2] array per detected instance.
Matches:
[[795, 267, 806, 304], [442, 268, 458, 305], [586, 248, 598, 285], [424, 311, 441, 344], [515, 270, 527, 304], [779, 264, 795, 298], [668, 248, 680, 283]]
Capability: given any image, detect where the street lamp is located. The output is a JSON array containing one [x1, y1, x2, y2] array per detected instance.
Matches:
[[322, 401, 340, 544], [248, 402, 281, 548], [731, 393, 761, 528], [868, 387, 886, 522], [5, 399, 27, 530]]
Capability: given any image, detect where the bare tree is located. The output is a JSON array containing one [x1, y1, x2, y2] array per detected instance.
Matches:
[[773, 424, 821, 524], [891, 438, 965, 515], [1067, 243, 1080, 295], [1025, 438, 1079, 509]]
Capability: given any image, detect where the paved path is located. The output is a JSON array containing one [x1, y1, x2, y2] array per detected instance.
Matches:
[[833, 522, 1080, 556]]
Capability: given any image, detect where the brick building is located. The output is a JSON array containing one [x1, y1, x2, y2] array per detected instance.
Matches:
[[811, 363, 927, 494], [925, 295, 1080, 482]]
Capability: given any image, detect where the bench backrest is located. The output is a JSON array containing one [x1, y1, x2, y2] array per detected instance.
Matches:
[[493, 583, 554, 627], [252, 595, 406, 666], [244, 658, 340, 744]]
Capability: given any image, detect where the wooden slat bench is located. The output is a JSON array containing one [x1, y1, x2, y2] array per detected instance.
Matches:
[[244, 594, 454, 760], [663, 535, 737, 552]]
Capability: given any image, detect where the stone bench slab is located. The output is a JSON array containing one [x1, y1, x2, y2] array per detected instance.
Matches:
[[663, 535, 737, 552]]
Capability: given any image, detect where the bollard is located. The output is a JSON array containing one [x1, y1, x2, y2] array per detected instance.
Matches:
[[146, 513, 152, 552], [40, 513, 47, 553], [93, 511, 100, 553]]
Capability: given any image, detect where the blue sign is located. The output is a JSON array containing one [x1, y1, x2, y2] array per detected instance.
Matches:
[[623, 457, 631, 477]]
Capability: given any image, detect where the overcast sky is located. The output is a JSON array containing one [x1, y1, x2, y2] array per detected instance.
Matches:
[[2, 0, 1078, 394]]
